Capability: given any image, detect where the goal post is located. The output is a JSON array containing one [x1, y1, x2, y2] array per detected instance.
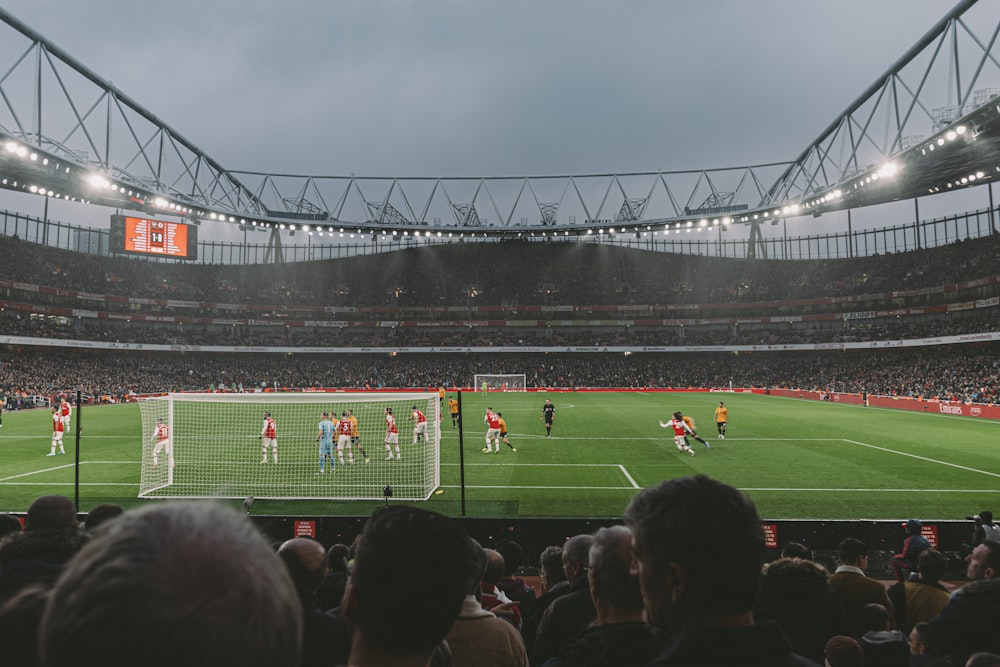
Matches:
[[137, 392, 440, 501], [474, 374, 527, 392]]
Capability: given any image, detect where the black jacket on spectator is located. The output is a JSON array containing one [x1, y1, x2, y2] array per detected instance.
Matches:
[[753, 557, 848, 665]]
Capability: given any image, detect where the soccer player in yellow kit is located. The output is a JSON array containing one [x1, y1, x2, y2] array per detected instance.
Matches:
[[682, 414, 711, 450], [714, 402, 729, 439]]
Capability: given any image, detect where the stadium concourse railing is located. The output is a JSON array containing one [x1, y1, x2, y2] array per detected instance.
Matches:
[[1, 202, 998, 263]]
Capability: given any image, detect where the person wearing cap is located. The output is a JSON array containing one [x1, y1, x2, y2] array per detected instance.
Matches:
[[973, 511, 1000, 548], [892, 519, 930, 583]]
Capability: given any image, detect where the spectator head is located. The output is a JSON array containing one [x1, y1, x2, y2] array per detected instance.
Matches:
[[38, 501, 302, 667], [495, 539, 525, 577], [562, 534, 595, 587], [277, 537, 328, 596], [482, 548, 505, 585], [917, 548, 946, 584], [539, 545, 566, 593], [859, 602, 890, 633], [838, 538, 869, 569], [83, 503, 124, 533], [966, 653, 1000, 667], [967, 540, 1000, 580], [0, 513, 22, 540], [25, 495, 77, 531], [466, 540, 489, 595], [326, 543, 350, 573], [981, 511, 995, 525], [625, 474, 764, 632], [0, 584, 49, 667], [342, 506, 477, 660], [588, 525, 643, 617], [906, 519, 923, 535], [825, 635, 864, 667], [910, 622, 932, 655], [781, 541, 812, 560]]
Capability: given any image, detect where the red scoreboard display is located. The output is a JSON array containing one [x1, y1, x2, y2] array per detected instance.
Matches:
[[110, 215, 197, 260]]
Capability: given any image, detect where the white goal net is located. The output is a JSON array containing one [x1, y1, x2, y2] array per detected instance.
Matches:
[[474, 374, 527, 392], [137, 392, 440, 501]]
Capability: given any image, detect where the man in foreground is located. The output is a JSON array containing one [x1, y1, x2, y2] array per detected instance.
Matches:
[[625, 474, 816, 666]]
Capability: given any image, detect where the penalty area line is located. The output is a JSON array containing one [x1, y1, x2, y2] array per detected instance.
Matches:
[[0, 463, 76, 482], [618, 464, 640, 489]]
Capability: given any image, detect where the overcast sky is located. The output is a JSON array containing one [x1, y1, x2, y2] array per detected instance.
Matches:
[[1, 0, 990, 237]]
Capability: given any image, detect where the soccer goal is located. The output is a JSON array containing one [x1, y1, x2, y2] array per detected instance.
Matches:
[[474, 374, 527, 392], [137, 392, 440, 501]]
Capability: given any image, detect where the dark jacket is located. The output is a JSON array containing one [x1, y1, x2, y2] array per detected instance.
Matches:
[[523, 580, 570, 656], [0, 528, 87, 604], [753, 557, 848, 665], [858, 629, 909, 667], [646, 621, 820, 667], [925, 578, 1000, 667], [546, 621, 661, 667], [531, 581, 596, 667]]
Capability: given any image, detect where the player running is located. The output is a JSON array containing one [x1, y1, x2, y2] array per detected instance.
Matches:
[[483, 407, 502, 453], [384, 407, 401, 461], [316, 412, 336, 474], [150, 417, 171, 468], [336, 412, 356, 466], [47, 406, 66, 456], [714, 402, 729, 439], [411, 406, 428, 445], [497, 412, 516, 452], [260, 412, 278, 464], [660, 411, 697, 457], [681, 413, 711, 450], [347, 409, 370, 463], [541, 399, 555, 437]]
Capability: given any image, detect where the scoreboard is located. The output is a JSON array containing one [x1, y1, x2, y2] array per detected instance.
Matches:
[[110, 215, 197, 260]]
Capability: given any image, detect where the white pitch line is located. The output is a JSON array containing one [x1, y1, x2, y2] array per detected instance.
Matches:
[[444, 462, 632, 467], [740, 487, 998, 493], [440, 484, 635, 491], [0, 482, 137, 487], [844, 439, 1000, 479], [0, 463, 76, 482], [618, 464, 640, 489]]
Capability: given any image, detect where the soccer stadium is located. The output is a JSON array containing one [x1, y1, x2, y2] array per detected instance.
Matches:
[[2, 2, 1000, 663]]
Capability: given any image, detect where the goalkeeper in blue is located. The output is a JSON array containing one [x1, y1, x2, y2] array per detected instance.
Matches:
[[316, 412, 336, 474]]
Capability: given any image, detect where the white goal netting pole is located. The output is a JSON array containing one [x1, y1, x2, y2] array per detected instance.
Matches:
[[137, 392, 439, 501], [473, 374, 527, 392]]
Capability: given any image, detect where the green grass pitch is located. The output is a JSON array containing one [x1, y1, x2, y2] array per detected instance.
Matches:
[[1, 391, 998, 519]]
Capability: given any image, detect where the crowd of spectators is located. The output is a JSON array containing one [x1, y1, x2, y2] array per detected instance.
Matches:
[[3, 478, 998, 666], [1, 344, 998, 406]]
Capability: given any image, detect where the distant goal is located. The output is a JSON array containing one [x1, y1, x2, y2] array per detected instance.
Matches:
[[137, 392, 440, 501], [474, 374, 527, 392]]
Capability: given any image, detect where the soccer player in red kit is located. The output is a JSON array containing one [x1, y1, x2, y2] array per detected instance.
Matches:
[[260, 412, 278, 464], [659, 411, 696, 457], [483, 408, 502, 453], [411, 406, 428, 445], [337, 412, 355, 465], [384, 407, 401, 461], [151, 417, 172, 467], [47, 407, 66, 456], [59, 396, 72, 430]]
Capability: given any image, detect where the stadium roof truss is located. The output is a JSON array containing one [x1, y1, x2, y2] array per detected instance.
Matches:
[[1, 0, 1000, 238]]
